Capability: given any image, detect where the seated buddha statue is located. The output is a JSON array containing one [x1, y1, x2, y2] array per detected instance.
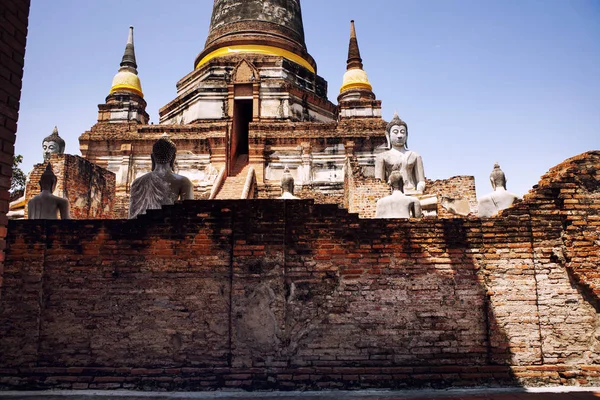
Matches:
[[278, 166, 300, 199], [375, 112, 426, 195], [478, 163, 520, 217], [375, 170, 423, 218], [128, 137, 194, 219], [27, 164, 70, 220]]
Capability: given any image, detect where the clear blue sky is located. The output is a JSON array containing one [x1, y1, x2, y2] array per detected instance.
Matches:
[[17, 0, 600, 197]]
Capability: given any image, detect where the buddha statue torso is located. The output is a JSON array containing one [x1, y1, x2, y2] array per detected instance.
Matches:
[[478, 163, 520, 217], [375, 148, 424, 195], [375, 113, 426, 194], [128, 138, 194, 219], [375, 170, 423, 218]]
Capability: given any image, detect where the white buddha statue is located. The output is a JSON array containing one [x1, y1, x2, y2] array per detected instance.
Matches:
[[278, 166, 299, 199], [375, 170, 423, 218], [478, 163, 520, 217], [375, 112, 426, 195]]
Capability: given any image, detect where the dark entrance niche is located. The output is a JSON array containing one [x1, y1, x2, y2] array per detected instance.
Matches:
[[230, 86, 252, 171]]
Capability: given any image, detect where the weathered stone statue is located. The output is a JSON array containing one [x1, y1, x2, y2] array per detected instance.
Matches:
[[278, 166, 299, 199], [375, 112, 426, 195], [128, 137, 194, 219], [375, 170, 423, 218], [27, 163, 70, 220], [478, 163, 520, 217], [42, 126, 66, 162]]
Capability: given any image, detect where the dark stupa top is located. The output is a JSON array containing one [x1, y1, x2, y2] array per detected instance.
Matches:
[[194, 0, 317, 73]]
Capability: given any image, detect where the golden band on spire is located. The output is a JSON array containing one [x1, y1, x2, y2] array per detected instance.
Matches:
[[196, 44, 315, 73], [110, 71, 144, 98], [340, 68, 372, 93]]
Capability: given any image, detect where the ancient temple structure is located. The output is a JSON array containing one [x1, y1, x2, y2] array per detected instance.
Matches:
[[1, 0, 599, 392], [79, 0, 476, 217]]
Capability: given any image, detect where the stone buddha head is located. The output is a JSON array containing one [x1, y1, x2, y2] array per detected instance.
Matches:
[[42, 126, 66, 161], [490, 162, 507, 190], [386, 112, 408, 150], [39, 163, 57, 192], [151, 137, 177, 170], [389, 170, 405, 193], [281, 166, 295, 195]]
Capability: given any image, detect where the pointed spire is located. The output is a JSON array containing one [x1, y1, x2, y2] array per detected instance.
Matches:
[[120, 26, 137, 73], [339, 19, 372, 95], [346, 20, 363, 70], [109, 26, 144, 98]]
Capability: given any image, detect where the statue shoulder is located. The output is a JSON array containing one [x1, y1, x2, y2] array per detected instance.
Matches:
[[175, 173, 193, 184], [405, 150, 421, 163]]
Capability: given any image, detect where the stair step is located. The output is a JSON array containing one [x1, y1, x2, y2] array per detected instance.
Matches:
[[215, 156, 251, 199]]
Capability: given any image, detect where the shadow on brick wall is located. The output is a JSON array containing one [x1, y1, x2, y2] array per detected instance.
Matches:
[[0, 150, 598, 391]]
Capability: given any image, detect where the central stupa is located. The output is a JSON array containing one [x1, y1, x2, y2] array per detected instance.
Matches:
[[196, 0, 316, 73], [158, 0, 335, 126]]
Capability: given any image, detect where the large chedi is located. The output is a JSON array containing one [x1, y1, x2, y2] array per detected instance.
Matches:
[[160, 0, 336, 125]]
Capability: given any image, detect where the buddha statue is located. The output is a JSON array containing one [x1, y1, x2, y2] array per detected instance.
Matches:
[[42, 126, 66, 162], [478, 163, 520, 217], [27, 163, 70, 220], [128, 137, 194, 219], [375, 170, 423, 218], [375, 112, 426, 195], [278, 166, 299, 199]]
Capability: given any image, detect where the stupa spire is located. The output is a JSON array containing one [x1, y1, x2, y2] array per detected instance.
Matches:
[[110, 26, 143, 97], [340, 20, 372, 94], [346, 20, 363, 70], [120, 26, 137, 73], [194, 0, 317, 73]]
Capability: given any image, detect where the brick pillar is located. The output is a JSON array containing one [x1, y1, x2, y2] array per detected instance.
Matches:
[[0, 0, 30, 297]]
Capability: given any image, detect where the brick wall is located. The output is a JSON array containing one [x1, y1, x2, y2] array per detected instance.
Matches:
[[24, 154, 116, 219], [0, 152, 598, 391], [257, 182, 345, 205], [344, 157, 391, 217], [0, 0, 30, 298], [426, 176, 478, 217]]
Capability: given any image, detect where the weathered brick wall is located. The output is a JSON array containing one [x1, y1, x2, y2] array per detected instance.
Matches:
[[521, 151, 600, 307], [24, 155, 115, 219], [0, 152, 598, 391], [344, 157, 390, 217], [257, 182, 344, 205], [0, 0, 29, 298], [426, 176, 478, 217]]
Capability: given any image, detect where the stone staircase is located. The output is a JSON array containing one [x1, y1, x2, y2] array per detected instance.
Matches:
[[215, 155, 252, 199]]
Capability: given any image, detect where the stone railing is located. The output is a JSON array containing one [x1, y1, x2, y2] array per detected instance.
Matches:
[[241, 166, 255, 199], [209, 167, 227, 200]]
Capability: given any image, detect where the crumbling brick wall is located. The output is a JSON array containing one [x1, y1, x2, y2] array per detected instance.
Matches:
[[344, 157, 390, 217], [0, 0, 29, 298], [426, 176, 478, 217], [0, 152, 598, 391], [24, 154, 115, 219]]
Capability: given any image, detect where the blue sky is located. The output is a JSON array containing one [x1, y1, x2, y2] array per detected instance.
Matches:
[[17, 0, 600, 197]]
